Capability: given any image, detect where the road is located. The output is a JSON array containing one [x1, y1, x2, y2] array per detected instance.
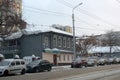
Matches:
[[96, 73, 120, 80], [0, 65, 120, 80], [57, 67, 120, 80]]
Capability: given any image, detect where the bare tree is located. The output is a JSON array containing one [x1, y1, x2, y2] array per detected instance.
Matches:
[[0, 0, 26, 52], [104, 30, 120, 57], [0, 0, 26, 38], [76, 35, 97, 56]]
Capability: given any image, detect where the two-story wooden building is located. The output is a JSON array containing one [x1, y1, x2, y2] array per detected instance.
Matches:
[[0, 26, 74, 65]]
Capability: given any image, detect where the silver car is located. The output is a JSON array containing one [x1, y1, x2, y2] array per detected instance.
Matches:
[[0, 59, 26, 76]]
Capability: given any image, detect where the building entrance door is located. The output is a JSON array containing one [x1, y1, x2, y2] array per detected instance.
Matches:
[[53, 54, 57, 66]]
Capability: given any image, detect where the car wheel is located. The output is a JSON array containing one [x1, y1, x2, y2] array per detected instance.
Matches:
[[47, 67, 51, 71], [21, 69, 26, 75], [84, 63, 87, 67], [4, 70, 8, 76], [71, 65, 73, 68]]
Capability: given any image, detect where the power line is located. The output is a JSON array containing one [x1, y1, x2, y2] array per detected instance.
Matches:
[[23, 5, 71, 17], [75, 18, 119, 31], [56, 0, 120, 28], [23, 4, 105, 29], [25, 9, 115, 32], [116, 0, 120, 3], [75, 17, 102, 29], [27, 23, 107, 32], [23, 3, 117, 32], [24, 8, 70, 17], [75, 26, 107, 31]]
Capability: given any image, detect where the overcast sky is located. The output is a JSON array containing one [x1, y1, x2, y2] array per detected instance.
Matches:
[[22, 0, 120, 36]]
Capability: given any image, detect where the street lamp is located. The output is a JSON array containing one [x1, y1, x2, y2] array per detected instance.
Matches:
[[72, 3, 82, 60]]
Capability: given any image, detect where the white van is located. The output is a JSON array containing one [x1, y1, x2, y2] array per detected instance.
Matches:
[[23, 56, 33, 65], [0, 59, 26, 76], [23, 56, 40, 65]]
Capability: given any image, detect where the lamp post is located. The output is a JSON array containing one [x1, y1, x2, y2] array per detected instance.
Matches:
[[72, 3, 82, 60]]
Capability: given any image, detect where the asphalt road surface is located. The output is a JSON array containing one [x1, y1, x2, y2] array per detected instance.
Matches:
[[57, 67, 120, 80], [1, 65, 120, 80], [95, 72, 120, 80]]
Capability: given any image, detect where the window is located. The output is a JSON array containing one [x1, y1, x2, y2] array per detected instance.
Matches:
[[40, 60, 49, 65], [43, 36, 49, 48], [58, 36, 62, 47], [71, 39, 73, 49], [67, 55, 69, 61], [66, 38, 70, 48], [0, 0, 2, 5], [63, 37, 66, 48], [9, 40, 17, 46], [59, 55, 61, 61], [11, 62, 15, 66], [21, 61, 25, 65], [16, 61, 20, 65], [53, 35, 57, 47], [44, 60, 49, 63], [16, 3, 21, 12], [71, 55, 73, 60], [63, 55, 65, 61]]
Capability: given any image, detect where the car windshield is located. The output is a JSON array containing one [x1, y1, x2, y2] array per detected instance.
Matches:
[[0, 61, 10, 66], [28, 60, 41, 66]]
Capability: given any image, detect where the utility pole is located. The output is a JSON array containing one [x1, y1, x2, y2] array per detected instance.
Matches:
[[72, 3, 82, 60]]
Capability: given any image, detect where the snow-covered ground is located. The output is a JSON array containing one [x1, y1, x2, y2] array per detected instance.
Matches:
[[57, 68, 120, 80], [52, 65, 71, 71]]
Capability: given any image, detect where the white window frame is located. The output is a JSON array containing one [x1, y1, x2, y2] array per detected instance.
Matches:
[[63, 37, 66, 48], [58, 36, 62, 47], [67, 38, 70, 48], [43, 36, 49, 48], [53, 35, 57, 47]]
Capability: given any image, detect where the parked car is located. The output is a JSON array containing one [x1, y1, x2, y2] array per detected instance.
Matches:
[[26, 59, 52, 73], [87, 57, 97, 66], [0, 59, 26, 76], [113, 57, 120, 64], [71, 57, 87, 68], [97, 58, 107, 65], [108, 57, 114, 64]]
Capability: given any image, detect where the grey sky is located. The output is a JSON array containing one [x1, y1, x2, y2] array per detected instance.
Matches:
[[22, 0, 120, 36]]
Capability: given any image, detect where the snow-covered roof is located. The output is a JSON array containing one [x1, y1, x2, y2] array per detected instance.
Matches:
[[88, 46, 120, 53], [5, 31, 23, 40], [22, 26, 42, 35], [0, 25, 73, 40], [23, 25, 73, 36], [44, 48, 73, 53]]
